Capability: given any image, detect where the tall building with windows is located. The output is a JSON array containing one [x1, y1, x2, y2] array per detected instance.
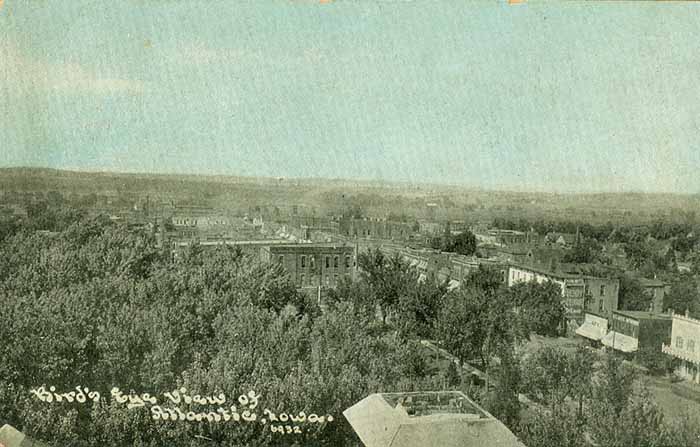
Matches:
[[260, 243, 356, 290], [507, 263, 619, 319]]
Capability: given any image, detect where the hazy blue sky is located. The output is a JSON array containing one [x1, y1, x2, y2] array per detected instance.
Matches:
[[2, 1, 699, 193]]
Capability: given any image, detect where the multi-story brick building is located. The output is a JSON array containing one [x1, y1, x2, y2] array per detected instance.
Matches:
[[662, 311, 700, 383], [639, 278, 670, 313], [507, 263, 619, 319], [260, 243, 356, 289]]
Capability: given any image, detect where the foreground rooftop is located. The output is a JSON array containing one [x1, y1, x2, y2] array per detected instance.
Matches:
[[343, 391, 525, 447]]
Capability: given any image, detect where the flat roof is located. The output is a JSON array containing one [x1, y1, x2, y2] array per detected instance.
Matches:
[[379, 392, 487, 418], [614, 310, 672, 320]]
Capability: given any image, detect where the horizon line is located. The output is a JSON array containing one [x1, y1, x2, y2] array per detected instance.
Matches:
[[0, 165, 698, 197]]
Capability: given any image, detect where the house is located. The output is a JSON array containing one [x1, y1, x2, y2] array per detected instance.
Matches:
[[260, 243, 356, 290], [575, 312, 609, 345], [545, 232, 577, 247], [601, 310, 672, 354], [343, 391, 525, 447], [662, 311, 700, 383], [507, 264, 619, 319]]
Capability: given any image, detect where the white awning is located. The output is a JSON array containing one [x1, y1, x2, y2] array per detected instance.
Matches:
[[447, 279, 460, 291], [575, 322, 607, 341], [601, 331, 638, 353]]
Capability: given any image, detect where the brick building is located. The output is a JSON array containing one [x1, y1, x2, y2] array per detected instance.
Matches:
[[260, 243, 356, 289], [339, 216, 414, 241]]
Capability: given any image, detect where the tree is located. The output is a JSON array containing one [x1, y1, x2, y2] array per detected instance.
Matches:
[[625, 240, 652, 270], [618, 274, 653, 311], [663, 274, 699, 316], [522, 345, 594, 420], [482, 343, 521, 429], [357, 249, 417, 324], [444, 230, 477, 256], [395, 275, 447, 339], [563, 237, 607, 264], [518, 406, 586, 447], [507, 281, 565, 337], [436, 288, 488, 366]]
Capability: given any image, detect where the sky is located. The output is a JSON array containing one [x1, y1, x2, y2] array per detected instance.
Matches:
[[1, 1, 699, 194]]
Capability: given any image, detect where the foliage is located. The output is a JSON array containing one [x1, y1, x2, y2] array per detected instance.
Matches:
[[436, 288, 489, 366], [517, 406, 587, 447], [663, 274, 700, 316], [618, 274, 653, 311], [430, 227, 477, 256], [563, 237, 609, 265], [482, 343, 521, 429], [0, 217, 436, 447], [506, 281, 565, 337], [356, 248, 417, 323]]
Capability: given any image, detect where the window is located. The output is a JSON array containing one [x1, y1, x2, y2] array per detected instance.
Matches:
[[689, 340, 696, 353], [600, 285, 606, 296], [278, 255, 284, 264], [300, 274, 305, 286], [333, 256, 339, 269], [325, 256, 330, 269], [677, 336, 684, 349], [325, 276, 330, 286], [310, 256, 315, 269], [345, 256, 351, 268], [301, 255, 306, 268], [599, 299, 605, 312], [334, 274, 338, 285]]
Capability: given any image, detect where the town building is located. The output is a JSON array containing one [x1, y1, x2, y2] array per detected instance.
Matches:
[[339, 216, 414, 241], [575, 312, 609, 345], [260, 243, 356, 290], [639, 278, 670, 314], [601, 310, 672, 354], [486, 229, 531, 246], [507, 264, 619, 319], [343, 391, 525, 447], [662, 311, 700, 383]]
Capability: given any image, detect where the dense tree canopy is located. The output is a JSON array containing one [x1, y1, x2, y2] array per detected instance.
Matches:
[[0, 218, 441, 446]]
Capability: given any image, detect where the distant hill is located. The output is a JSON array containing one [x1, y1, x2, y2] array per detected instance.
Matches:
[[1, 167, 698, 224]]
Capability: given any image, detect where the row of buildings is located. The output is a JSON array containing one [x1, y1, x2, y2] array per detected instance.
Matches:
[[576, 309, 700, 384]]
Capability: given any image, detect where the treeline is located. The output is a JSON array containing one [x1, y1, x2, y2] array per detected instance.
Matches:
[[329, 249, 700, 446], [329, 250, 566, 429], [0, 217, 444, 446], [493, 216, 699, 249]]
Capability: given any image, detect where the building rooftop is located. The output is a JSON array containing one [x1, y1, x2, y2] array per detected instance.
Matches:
[[613, 310, 672, 320], [508, 262, 582, 280], [343, 391, 524, 447], [638, 278, 668, 288]]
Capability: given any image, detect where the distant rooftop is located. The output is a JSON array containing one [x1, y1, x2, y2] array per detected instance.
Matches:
[[614, 310, 672, 320]]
